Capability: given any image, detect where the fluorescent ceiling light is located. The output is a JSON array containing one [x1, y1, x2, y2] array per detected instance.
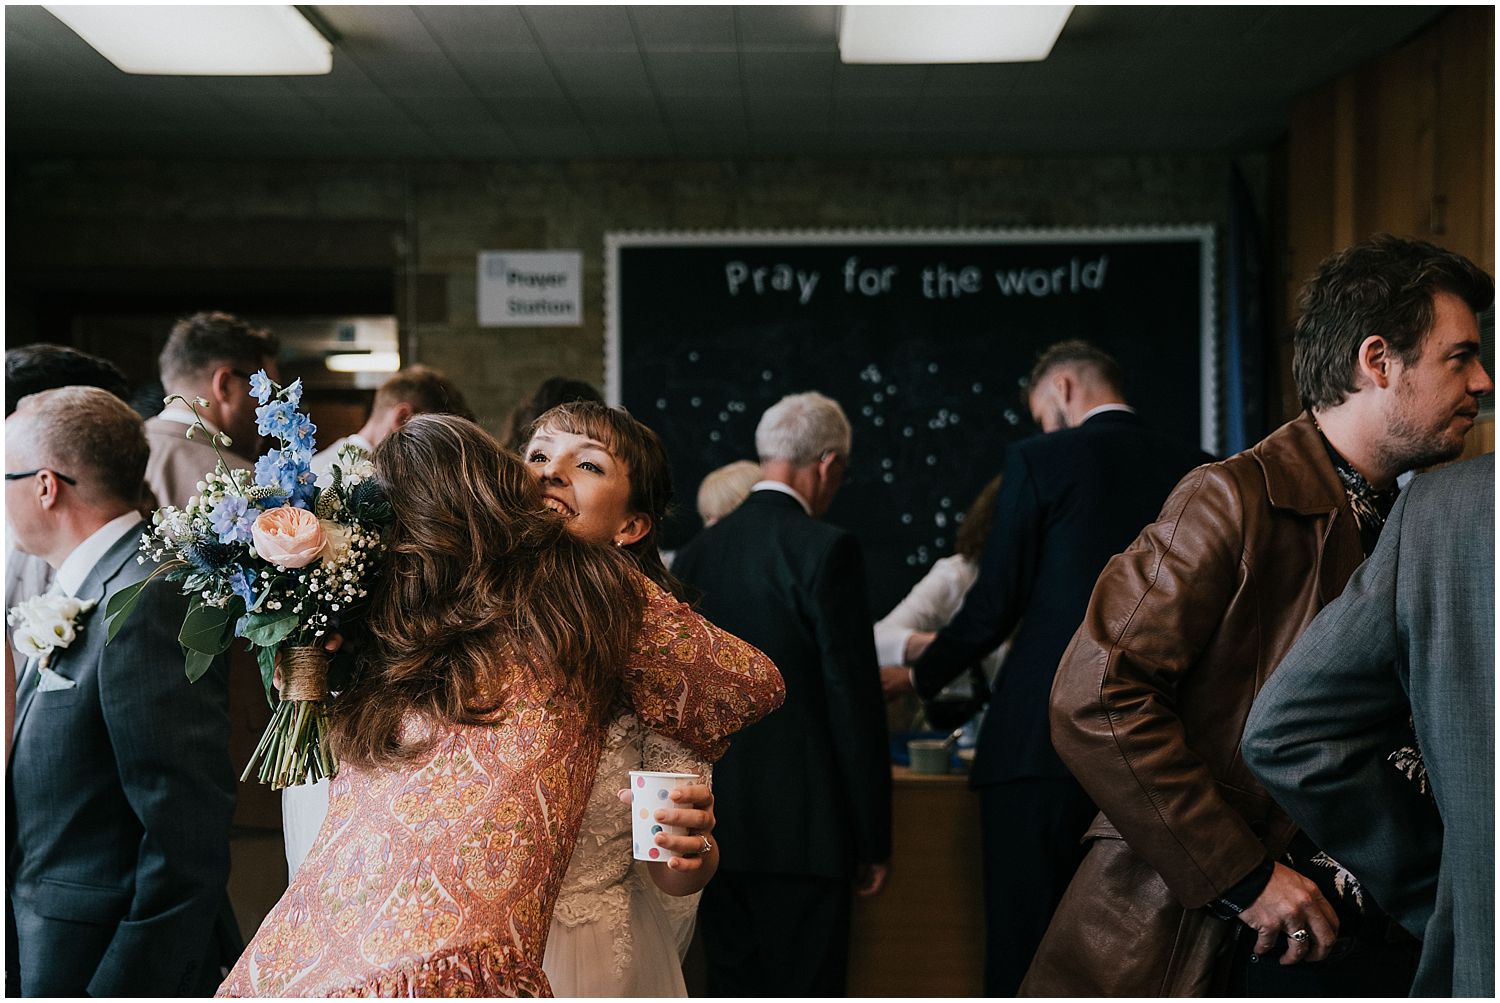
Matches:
[[325, 353, 401, 374], [44, 5, 332, 75], [840, 5, 1072, 64]]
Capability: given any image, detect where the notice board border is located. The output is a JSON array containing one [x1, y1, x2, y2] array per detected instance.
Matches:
[[605, 225, 1218, 453]]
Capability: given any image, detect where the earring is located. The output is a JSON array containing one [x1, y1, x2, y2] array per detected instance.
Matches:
[[613, 539, 624, 548]]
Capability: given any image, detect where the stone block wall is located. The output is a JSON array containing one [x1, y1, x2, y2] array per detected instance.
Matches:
[[9, 154, 1268, 433]]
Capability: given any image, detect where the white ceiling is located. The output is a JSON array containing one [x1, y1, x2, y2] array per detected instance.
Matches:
[[5, 5, 1445, 160]]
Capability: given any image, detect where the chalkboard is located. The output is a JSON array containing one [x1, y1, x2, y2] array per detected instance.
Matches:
[[606, 227, 1215, 617]]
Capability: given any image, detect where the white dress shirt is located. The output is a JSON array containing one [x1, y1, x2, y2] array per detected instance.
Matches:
[[750, 480, 812, 515]]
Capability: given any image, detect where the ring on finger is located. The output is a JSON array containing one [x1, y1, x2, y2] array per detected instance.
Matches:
[[696, 835, 713, 856], [1289, 928, 1309, 943]]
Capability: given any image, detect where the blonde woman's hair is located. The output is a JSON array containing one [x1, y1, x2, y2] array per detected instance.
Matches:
[[697, 460, 761, 526]]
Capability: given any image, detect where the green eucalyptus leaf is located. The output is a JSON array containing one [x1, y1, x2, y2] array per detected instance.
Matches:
[[103, 579, 150, 645], [242, 610, 299, 649], [179, 599, 238, 655], [183, 647, 216, 684], [256, 644, 278, 708]]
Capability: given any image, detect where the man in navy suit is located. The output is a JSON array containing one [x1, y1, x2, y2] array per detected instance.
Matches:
[[674, 391, 891, 997], [909, 341, 1212, 995], [5, 386, 238, 996]]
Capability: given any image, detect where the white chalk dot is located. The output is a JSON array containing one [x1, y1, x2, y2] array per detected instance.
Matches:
[[690, 397, 702, 407], [873, 416, 885, 427], [688, 351, 700, 362], [656, 399, 667, 410], [709, 430, 721, 442], [883, 473, 895, 483], [900, 513, 913, 525]]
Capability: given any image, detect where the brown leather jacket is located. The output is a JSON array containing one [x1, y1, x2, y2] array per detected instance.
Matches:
[[1021, 414, 1364, 996]]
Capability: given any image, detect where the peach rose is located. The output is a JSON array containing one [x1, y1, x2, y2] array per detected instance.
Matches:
[[251, 506, 327, 569]]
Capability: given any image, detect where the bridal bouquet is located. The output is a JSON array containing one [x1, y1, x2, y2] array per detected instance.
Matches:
[[105, 370, 392, 788]]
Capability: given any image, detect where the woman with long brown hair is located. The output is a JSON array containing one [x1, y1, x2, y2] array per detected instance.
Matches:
[[522, 401, 713, 996], [218, 415, 782, 998]]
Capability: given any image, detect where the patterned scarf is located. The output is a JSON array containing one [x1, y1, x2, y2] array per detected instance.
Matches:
[[1317, 429, 1401, 556]]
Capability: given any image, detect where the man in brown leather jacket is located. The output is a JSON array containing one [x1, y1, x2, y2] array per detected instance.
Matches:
[[1023, 234, 1493, 996]]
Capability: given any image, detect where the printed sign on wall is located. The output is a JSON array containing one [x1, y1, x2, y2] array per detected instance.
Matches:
[[478, 250, 582, 327]]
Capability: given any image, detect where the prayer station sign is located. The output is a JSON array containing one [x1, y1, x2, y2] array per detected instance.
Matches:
[[478, 250, 583, 327]]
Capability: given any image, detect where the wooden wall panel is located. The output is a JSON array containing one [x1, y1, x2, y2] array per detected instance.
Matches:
[[1281, 7, 1494, 427]]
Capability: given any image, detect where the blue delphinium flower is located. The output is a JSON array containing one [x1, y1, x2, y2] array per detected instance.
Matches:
[[283, 378, 304, 408], [290, 469, 318, 510], [254, 449, 298, 502], [209, 495, 256, 545], [288, 413, 317, 454], [228, 568, 258, 608], [249, 370, 275, 405], [256, 400, 298, 438]]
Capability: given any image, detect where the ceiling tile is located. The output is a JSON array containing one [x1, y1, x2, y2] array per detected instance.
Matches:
[[414, 6, 536, 53], [548, 50, 653, 93], [834, 63, 928, 96], [426, 125, 521, 158], [629, 6, 736, 50], [523, 6, 637, 51], [512, 124, 598, 159], [387, 88, 502, 126], [643, 51, 741, 91], [658, 91, 746, 124], [318, 6, 444, 53], [734, 6, 839, 48], [740, 51, 839, 90]]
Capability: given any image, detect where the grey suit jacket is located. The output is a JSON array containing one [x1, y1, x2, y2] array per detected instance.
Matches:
[[1242, 452, 1494, 997], [5, 521, 240, 996]]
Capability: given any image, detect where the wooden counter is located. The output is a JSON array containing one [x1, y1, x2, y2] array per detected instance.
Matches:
[[847, 764, 985, 996]]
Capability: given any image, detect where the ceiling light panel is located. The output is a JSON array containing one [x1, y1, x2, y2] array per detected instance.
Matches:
[[840, 5, 1073, 64], [43, 5, 332, 75]]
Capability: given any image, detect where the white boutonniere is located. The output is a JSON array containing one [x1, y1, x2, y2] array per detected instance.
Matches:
[[6, 594, 98, 669]]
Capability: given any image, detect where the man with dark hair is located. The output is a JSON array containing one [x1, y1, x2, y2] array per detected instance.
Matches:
[[5, 344, 128, 418], [5, 387, 239, 996], [1028, 235, 1492, 996], [146, 311, 279, 508], [904, 338, 1212, 996], [309, 364, 473, 484]]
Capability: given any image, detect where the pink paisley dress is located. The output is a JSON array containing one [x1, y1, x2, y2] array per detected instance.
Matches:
[[217, 581, 783, 998]]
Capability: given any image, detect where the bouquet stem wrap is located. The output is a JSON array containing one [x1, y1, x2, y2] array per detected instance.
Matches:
[[243, 645, 337, 789]]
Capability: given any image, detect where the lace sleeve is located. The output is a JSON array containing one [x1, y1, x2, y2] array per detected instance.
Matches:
[[622, 577, 785, 761], [641, 732, 714, 785]]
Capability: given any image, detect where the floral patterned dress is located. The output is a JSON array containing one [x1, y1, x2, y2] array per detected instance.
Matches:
[[217, 581, 783, 998]]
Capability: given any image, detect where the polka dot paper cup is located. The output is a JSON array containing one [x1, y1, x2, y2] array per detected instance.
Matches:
[[628, 770, 701, 862]]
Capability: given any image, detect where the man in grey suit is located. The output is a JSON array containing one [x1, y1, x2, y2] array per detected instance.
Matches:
[[1242, 451, 1494, 997], [5, 386, 239, 996]]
